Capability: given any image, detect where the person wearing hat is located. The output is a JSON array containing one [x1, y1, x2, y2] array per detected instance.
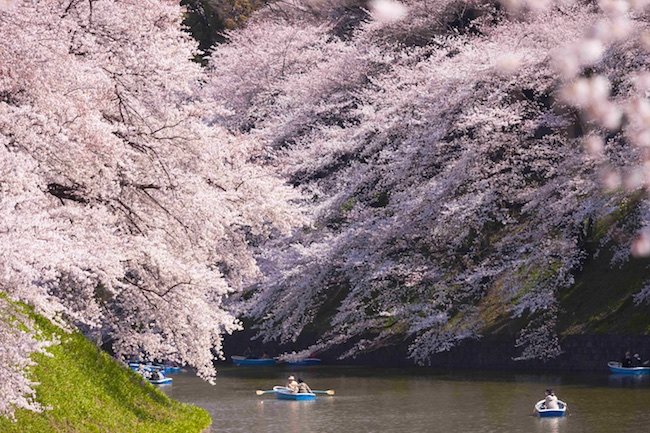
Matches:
[[286, 375, 299, 393]]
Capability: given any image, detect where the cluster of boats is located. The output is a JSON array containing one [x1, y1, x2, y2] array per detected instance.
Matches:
[[129, 361, 182, 385], [128, 355, 650, 411], [231, 355, 322, 366]]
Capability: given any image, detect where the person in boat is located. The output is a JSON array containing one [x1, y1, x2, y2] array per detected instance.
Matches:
[[261, 351, 270, 359], [297, 378, 312, 394], [622, 351, 634, 368], [544, 388, 559, 410], [286, 375, 299, 393], [154, 370, 165, 381], [137, 364, 150, 379]]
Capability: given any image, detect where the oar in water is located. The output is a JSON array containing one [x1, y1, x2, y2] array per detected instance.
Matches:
[[256, 389, 276, 395], [311, 389, 335, 395]]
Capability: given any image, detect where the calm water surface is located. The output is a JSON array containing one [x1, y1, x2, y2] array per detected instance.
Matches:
[[161, 366, 650, 433]]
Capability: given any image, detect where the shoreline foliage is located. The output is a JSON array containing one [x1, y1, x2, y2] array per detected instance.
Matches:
[[206, 0, 650, 363], [0, 0, 300, 416]]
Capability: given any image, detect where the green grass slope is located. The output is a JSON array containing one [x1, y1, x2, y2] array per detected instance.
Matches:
[[0, 311, 211, 433]]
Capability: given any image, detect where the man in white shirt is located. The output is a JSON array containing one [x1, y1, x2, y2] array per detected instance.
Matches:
[[544, 388, 559, 410], [286, 375, 299, 393]]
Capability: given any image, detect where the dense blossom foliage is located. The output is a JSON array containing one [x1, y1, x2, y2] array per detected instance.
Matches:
[[208, 0, 650, 363], [0, 0, 299, 417], [3, 0, 650, 418], [553, 0, 650, 302], [0, 299, 54, 418]]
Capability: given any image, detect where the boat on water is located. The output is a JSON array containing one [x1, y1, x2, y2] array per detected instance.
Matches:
[[286, 358, 321, 366], [608, 361, 650, 375], [272, 386, 316, 401], [534, 400, 567, 417], [148, 377, 173, 385], [160, 365, 182, 374], [231, 355, 276, 366], [129, 362, 182, 375], [133, 366, 173, 384]]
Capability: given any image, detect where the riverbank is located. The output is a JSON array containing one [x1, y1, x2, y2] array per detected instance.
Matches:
[[223, 330, 650, 372], [0, 310, 211, 433]]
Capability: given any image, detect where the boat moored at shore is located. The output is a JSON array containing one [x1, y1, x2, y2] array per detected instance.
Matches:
[[608, 361, 650, 375], [231, 355, 277, 366]]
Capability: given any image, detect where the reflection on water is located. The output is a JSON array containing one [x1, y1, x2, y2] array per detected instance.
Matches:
[[538, 417, 562, 433], [607, 374, 650, 387], [161, 366, 650, 433]]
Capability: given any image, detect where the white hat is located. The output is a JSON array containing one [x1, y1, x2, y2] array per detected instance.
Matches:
[[288, 376, 295, 381]]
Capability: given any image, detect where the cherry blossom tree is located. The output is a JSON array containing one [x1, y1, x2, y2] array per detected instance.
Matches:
[[553, 0, 650, 302], [0, 0, 299, 417], [0, 298, 54, 419], [208, 0, 649, 363]]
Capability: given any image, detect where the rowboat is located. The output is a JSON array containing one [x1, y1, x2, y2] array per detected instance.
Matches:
[[608, 361, 650, 375], [534, 400, 567, 417], [286, 358, 321, 366], [160, 365, 182, 374], [232, 355, 276, 366], [149, 377, 173, 385], [272, 386, 316, 401], [129, 363, 182, 375]]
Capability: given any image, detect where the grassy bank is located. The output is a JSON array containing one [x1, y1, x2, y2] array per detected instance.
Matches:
[[0, 310, 211, 433]]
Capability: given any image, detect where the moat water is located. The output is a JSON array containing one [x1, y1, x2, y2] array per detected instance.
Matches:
[[161, 365, 650, 433]]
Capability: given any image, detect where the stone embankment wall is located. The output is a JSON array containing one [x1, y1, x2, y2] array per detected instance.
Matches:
[[223, 331, 650, 372], [341, 335, 650, 371]]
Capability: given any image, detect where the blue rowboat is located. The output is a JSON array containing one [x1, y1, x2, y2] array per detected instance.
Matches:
[[273, 386, 316, 401], [160, 366, 182, 374], [149, 377, 173, 385], [134, 366, 172, 384], [535, 400, 567, 417], [287, 358, 321, 366], [608, 361, 650, 375], [232, 355, 276, 366], [130, 363, 158, 372], [129, 362, 182, 375], [148, 364, 182, 375]]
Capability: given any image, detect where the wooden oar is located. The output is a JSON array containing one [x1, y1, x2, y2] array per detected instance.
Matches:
[[256, 389, 276, 395], [311, 389, 335, 395]]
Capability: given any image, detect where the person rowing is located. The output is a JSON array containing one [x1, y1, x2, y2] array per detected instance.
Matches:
[[286, 375, 299, 393]]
